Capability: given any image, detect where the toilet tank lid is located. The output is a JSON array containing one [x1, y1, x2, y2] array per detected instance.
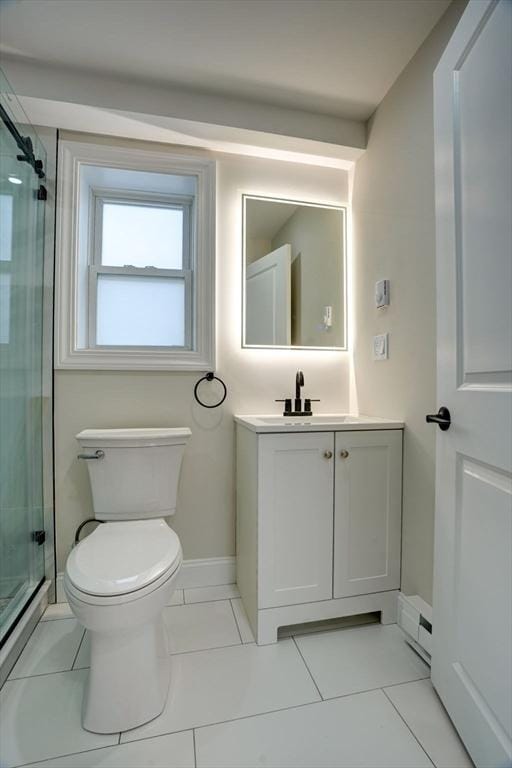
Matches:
[[76, 427, 191, 447]]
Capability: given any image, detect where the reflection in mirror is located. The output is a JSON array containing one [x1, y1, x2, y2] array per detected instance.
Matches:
[[242, 195, 346, 349]]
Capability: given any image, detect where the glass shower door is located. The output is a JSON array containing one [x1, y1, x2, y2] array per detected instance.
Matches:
[[0, 75, 47, 645]]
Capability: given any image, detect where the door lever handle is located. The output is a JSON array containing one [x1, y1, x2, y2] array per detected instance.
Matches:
[[426, 407, 451, 431]]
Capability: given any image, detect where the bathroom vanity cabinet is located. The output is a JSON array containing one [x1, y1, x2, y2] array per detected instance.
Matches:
[[235, 417, 404, 644]]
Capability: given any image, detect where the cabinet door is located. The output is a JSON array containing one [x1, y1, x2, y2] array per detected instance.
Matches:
[[334, 430, 402, 598], [258, 432, 334, 609]]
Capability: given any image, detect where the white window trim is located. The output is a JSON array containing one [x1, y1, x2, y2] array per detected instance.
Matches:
[[55, 139, 216, 370]]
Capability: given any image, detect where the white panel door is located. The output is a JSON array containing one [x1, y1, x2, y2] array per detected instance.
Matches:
[[333, 430, 402, 598], [245, 244, 291, 345], [432, 2, 512, 766], [258, 433, 334, 609]]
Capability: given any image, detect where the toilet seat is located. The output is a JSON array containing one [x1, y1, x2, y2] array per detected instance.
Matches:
[[66, 518, 181, 599]]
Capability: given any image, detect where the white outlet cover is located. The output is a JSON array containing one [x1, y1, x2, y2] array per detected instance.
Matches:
[[373, 333, 389, 360]]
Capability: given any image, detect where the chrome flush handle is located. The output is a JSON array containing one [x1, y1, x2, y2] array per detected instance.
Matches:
[[77, 450, 105, 460]]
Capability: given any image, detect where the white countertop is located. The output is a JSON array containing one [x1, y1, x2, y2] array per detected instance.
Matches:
[[234, 414, 404, 433]]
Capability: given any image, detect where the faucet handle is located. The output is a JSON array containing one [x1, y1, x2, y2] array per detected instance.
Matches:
[[304, 398, 320, 414], [275, 398, 292, 414]]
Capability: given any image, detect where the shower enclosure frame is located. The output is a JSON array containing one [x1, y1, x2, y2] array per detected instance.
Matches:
[[0, 72, 56, 653]]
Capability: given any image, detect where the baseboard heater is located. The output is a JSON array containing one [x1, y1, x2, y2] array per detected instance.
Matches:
[[397, 593, 432, 666]]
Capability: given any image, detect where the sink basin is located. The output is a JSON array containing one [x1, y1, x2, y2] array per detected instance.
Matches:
[[255, 415, 359, 426], [234, 414, 404, 433]]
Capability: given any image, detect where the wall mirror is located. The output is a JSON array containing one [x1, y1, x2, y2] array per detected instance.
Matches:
[[242, 195, 347, 349]]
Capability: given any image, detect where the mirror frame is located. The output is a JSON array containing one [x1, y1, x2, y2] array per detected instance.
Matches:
[[241, 193, 348, 351]]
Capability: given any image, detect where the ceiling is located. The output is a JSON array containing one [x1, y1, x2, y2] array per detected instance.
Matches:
[[0, 0, 451, 121]]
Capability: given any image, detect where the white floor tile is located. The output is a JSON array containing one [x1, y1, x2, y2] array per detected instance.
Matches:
[[73, 600, 241, 669], [164, 600, 241, 654], [384, 679, 474, 768], [24, 731, 195, 768], [184, 584, 240, 603], [9, 619, 84, 679], [167, 588, 184, 606], [195, 689, 433, 768], [41, 603, 75, 621], [231, 598, 255, 643], [0, 670, 118, 767], [295, 624, 429, 699], [121, 638, 320, 743], [72, 630, 90, 669]]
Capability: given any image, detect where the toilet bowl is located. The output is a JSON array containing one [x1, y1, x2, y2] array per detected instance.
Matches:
[[64, 427, 190, 734]]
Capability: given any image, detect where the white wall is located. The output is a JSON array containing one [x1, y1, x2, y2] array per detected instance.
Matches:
[[54, 140, 350, 570], [351, 0, 467, 605], [246, 238, 272, 265]]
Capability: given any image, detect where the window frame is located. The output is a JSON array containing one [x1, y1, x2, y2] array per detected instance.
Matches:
[[88, 190, 193, 350], [55, 138, 216, 370]]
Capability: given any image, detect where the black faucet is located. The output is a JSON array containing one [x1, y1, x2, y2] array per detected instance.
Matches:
[[276, 370, 320, 416], [295, 370, 304, 413]]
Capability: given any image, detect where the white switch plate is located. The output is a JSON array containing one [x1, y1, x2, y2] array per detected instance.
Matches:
[[373, 333, 389, 360]]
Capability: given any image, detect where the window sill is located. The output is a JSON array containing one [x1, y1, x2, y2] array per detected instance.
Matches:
[[55, 346, 214, 371]]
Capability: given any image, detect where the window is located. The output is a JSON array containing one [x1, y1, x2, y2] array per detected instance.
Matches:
[[91, 195, 192, 348], [56, 139, 215, 370]]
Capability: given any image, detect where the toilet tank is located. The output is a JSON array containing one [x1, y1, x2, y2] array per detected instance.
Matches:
[[76, 428, 191, 521]]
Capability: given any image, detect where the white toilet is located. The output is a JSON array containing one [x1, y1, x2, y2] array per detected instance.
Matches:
[[64, 427, 191, 734]]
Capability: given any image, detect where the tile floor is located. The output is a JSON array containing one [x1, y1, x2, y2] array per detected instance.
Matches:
[[0, 585, 473, 768]]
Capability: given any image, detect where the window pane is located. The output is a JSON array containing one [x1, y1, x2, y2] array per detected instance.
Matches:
[[96, 274, 185, 347], [101, 203, 183, 269]]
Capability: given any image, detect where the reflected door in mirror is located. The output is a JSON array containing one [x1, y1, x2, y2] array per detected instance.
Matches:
[[245, 244, 291, 345]]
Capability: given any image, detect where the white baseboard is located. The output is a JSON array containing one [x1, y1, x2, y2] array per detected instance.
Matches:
[[175, 557, 236, 589], [55, 556, 236, 602]]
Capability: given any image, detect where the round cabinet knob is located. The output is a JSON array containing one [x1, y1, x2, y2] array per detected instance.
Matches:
[[323, 450, 333, 459], [339, 450, 349, 459]]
